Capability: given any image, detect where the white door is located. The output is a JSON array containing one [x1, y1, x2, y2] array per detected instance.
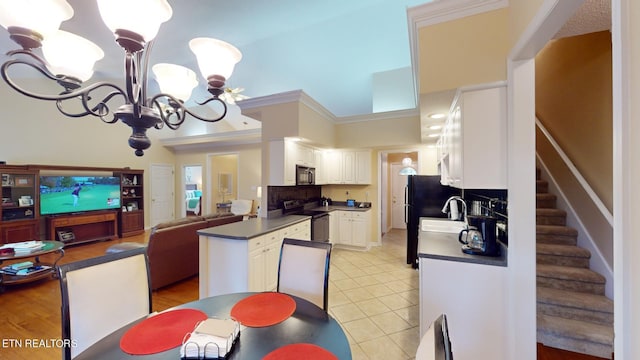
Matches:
[[391, 164, 407, 229], [150, 164, 175, 226]]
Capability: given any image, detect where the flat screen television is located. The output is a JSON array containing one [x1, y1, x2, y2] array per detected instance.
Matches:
[[39, 176, 121, 216]]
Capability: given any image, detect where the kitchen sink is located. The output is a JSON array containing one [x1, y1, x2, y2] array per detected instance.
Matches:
[[420, 217, 467, 233]]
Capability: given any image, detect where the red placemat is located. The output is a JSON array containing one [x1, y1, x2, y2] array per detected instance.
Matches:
[[263, 343, 338, 360], [120, 308, 208, 355], [230, 292, 296, 327]]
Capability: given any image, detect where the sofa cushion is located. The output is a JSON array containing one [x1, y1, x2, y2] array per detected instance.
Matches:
[[154, 216, 204, 230]]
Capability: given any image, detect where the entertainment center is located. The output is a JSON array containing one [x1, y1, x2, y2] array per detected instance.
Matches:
[[0, 164, 144, 245]]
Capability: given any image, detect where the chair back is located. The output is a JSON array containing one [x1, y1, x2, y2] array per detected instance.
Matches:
[[58, 247, 151, 359], [277, 238, 332, 311]]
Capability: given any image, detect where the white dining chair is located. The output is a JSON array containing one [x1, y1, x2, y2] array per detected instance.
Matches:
[[277, 238, 332, 311], [58, 247, 152, 359], [416, 314, 454, 360]]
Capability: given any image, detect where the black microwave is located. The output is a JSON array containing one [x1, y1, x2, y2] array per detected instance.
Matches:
[[296, 165, 315, 185]]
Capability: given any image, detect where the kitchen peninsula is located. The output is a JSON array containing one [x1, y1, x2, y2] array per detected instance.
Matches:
[[418, 224, 508, 360], [197, 215, 311, 299]]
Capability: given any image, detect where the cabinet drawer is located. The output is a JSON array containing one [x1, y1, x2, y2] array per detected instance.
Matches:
[[248, 235, 266, 252], [264, 231, 280, 245]]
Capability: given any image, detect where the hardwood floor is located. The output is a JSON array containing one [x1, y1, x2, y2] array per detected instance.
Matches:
[[0, 232, 610, 359], [0, 232, 198, 360]]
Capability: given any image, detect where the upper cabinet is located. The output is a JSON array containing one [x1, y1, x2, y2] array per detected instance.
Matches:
[[324, 149, 371, 185], [269, 139, 372, 186], [438, 82, 507, 189]]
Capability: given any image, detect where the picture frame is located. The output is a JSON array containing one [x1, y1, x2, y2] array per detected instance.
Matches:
[[18, 198, 33, 207], [14, 176, 33, 186], [1, 174, 13, 186]]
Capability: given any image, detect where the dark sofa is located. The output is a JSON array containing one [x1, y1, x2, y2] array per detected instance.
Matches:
[[108, 213, 243, 290]]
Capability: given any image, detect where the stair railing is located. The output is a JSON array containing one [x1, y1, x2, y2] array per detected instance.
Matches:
[[535, 119, 613, 226]]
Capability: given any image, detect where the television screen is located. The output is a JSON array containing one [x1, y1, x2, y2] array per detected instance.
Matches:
[[39, 176, 121, 215]]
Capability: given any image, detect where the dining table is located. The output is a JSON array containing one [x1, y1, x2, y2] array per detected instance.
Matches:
[[73, 292, 352, 359]]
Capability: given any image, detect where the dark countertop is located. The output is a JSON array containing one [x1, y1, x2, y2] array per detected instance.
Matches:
[[418, 230, 508, 267], [198, 215, 310, 240], [309, 205, 372, 213]]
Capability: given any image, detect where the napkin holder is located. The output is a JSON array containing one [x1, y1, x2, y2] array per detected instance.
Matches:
[[180, 318, 240, 360]]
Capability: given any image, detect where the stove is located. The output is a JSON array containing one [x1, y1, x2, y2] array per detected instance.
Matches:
[[282, 200, 330, 242]]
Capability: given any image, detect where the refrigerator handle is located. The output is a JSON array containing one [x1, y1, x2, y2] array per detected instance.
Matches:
[[404, 185, 409, 224]]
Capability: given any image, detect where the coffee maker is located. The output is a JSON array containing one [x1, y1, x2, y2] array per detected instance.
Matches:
[[459, 215, 500, 256]]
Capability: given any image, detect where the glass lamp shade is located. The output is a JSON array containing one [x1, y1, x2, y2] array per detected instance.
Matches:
[[399, 167, 417, 176], [96, 0, 172, 42], [189, 38, 242, 83], [0, 0, 73, 39], [42, 31, 104, 81], [152, 63, 198, 101], [402, 157, 413, 166]]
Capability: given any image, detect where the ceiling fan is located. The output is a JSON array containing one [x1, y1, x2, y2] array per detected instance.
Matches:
[[221, 87, 249, 104]]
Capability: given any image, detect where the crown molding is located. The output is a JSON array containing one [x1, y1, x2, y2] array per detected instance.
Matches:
[[336, 108, 420, 124], [159, 128, 261, 152], [237, 89, 337, 123]]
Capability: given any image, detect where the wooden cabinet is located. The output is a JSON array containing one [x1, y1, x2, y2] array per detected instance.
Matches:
[[1, 169, 38, 244], [439, 82, 507, 189], [46, 211, 118, 244], [115, 170, 144, 237], [335, 210, 370, 248]]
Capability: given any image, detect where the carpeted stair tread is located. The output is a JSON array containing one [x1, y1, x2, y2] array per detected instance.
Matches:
[[536, 193, 557, 208], [537, 264, 605, 283], [536, 180, 549, 193], [536, 244, 590, 258], [537, 314, 613, 348], [537, 287, 613, 315], [537, 225, 578, 237], [537, 208, 567, 226]]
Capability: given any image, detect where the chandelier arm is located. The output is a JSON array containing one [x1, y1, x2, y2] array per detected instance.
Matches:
[[141, 40, 154, 105], [148, 93, 228, 125], [195, 96, 228, 121], [54, 90, 123, 124]]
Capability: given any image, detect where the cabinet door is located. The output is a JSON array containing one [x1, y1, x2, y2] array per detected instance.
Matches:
[[1, 221, 38, 244], [350, 218, 368, 247], [325, 151, 343, 184], [314, 150, 326, 185], [337, 212, 352, 245], [248, 247, 265, 292], [355, 150, 371, 184], [341, 151, 356, 183], [264, 241, 281, 291]]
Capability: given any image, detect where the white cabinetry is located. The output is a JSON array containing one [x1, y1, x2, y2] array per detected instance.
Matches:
[[439, 82, 507, 189], [324, 150, 371, 185], [248, 231, 281, 291], [199, 219, 311, 298], [269, 139, 320, 186], [419, 257, 507, 360], [335, 210, 370, 248]]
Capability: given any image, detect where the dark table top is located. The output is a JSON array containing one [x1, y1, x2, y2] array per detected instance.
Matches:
[[74, 292, 352, 360], [197, 215, 311, 240]]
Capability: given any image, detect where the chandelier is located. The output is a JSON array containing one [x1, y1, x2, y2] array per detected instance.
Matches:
[[0, 0, 242, 156]]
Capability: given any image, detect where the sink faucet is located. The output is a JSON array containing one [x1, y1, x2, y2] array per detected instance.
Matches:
[[441, 196, 467, 222]]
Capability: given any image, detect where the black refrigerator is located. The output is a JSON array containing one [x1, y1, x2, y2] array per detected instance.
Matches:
[[405, 175, 461, 268]]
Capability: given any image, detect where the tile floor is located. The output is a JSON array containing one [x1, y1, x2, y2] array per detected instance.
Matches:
[[328, 229, 420, 360]]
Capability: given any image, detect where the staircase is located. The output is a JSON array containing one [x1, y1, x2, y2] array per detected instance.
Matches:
[[536, 169, 614, 359]]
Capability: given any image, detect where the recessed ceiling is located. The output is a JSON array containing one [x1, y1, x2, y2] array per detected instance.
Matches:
[[0, 0, 427, 118]]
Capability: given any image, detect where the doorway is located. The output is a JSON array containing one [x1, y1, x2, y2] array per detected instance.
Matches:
[[208, 153, 238, 215], [183, 165, 203, 217], [380, 151, 419, 236]]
